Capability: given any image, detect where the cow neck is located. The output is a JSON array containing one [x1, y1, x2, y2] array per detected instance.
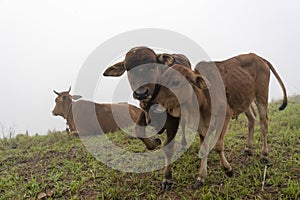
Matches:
[[65, 102, 73, 123], [65, 102, 77, 133], [150, 84, 161, 103]]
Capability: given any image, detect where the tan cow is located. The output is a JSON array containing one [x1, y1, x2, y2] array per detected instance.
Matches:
[[52, 87, 142, 136], [153, 53, 287, 188]]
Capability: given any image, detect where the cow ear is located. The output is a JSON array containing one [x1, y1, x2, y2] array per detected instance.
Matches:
[[190, 74, 210, 90], [157, 53, 175, 66], [103, 61, 125, 76], [169, 106, 181, 117], [72, 95, 82, 100]]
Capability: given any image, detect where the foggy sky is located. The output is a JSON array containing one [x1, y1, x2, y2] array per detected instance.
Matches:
[[0, 0, 299, 136]]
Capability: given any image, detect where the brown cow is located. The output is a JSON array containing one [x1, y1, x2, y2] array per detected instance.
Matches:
[[153, 53, 287, 189], [103, 46, 191, 151], [52, 87, 142, 136]]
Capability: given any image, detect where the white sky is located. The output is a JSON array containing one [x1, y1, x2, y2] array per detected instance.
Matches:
[[0, 0, 299, 136]]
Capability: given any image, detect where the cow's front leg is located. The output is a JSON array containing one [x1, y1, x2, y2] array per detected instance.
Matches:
[[194, 113, 233, 189], [135, 112, 161, 150], [180, 120, 187, 150], [135, 125, 161, 150], [161, 115, 179, 191]]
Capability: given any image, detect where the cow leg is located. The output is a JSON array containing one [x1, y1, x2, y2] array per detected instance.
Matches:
[[135, 112, 161, 150], [180, 120, 187, 150], [161, 116, 179, 191], [135, 126, 161, 150], [193, 113, 233, 189], [192, 114, 221, 188], [214, 114, 233, 177], [256, 101, 269, 163], [244, 106, 256, 156], [193, 134, 208, 189]]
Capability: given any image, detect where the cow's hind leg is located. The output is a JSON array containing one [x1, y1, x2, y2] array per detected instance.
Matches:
[[214, 114, 233, 176], [193, 134, 208, 189], [256, 101, 269, 163], [244, 106, 256, 156]]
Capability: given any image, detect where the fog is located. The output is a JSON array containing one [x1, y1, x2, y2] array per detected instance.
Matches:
[[0, 0, 299, 136]]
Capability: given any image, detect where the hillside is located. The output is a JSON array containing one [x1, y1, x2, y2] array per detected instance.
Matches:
[[0, 97, 299, 199]]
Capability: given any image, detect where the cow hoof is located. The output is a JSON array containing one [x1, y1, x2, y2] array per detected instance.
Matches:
[[243, 148, 253, 156], [192, 180, 204, 189], [160, 181, 172, 192], [155, 138, 162, 145], [225, 169, 234, 177], [261, 156, 269, 164], [147, 138, 161, 150], [152, 138, 162, 149], [70, 131, 79, 137]]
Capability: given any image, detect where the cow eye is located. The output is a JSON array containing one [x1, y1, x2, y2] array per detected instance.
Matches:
[[172, 78, 180, 87]]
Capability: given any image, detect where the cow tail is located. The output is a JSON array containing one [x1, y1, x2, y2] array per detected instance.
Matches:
[[262, 57, 288, 110]]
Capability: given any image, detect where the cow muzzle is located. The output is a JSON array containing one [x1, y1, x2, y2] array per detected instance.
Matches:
[[52, 108, 59, 116], [133, 87, 150, 100], [52, 110, 57, 116]]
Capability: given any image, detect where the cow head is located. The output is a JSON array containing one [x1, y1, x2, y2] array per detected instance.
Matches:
[[52, 87, 82, 119], [103, 46, 185, 106], [154, 64, 210, 117]]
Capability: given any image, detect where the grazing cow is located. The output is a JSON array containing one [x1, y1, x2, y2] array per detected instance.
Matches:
[[153, 53, 287, 189], [103, 46, 191, 151], [52, 87, 142, 136]]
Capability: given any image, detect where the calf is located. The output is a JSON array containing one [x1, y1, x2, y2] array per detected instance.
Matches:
[[52, 87, 142, 136], [153, 53, 287, 188], [103, 46, 191, 150]]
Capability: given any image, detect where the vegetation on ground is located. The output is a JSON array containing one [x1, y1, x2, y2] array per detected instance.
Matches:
[[0, 97, 299, 199]]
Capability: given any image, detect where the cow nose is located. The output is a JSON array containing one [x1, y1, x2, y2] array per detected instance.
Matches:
[[52, 110, 57, 116], [133, 87, 149, 100]]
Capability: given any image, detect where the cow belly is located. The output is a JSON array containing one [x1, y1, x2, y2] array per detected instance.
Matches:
[[98, 111, 134, 133], [227, 91, 255, 116], [224, 66, 255, 116], [99, 119, 120, 133]]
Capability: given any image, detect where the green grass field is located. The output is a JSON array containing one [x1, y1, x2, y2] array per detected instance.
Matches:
[[1, 97, 299, 199]]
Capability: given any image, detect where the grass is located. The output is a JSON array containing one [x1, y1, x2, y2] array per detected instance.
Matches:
[[0, 97, 299, 199]]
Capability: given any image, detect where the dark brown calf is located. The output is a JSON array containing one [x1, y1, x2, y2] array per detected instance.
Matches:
[[52, 88, 142, 136], [153, 53, 287, 188]]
